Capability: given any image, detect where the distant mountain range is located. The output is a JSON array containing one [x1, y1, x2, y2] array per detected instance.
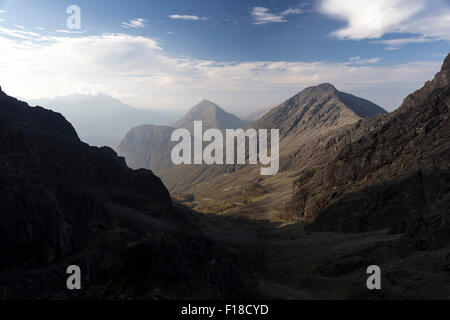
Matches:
[[28, 94, 182, 148]]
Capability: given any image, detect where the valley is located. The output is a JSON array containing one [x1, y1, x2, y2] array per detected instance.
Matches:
[[1, 53, 449, 300], [115, 53, 450, 299]]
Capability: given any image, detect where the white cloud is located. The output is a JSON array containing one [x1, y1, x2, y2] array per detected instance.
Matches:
[[56, 29, 85, 34], [168, 15, 206, 21], [251, 6, 302, 24], [0, 10, 6, 14], [121, 18, 147, 29], [319, 0, 450, 42], [371, 36, 438, 50], [347, 56, 381, 64], [0, 28, 442, 113]]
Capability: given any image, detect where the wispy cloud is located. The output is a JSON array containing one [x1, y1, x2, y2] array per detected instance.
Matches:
[[0, 26, 40, 39], [347, 56, 381, 65], [121, 18, 147, 29], [319, 0, 450, 42], [0, 10, 6, 14], [168, 14, 206, 21], [371, 36, 439, 50], [251, 6, 302, 24], [56, 29, 85, 34]]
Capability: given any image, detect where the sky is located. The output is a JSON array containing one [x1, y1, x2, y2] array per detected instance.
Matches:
[[0, 0, 448, 116]]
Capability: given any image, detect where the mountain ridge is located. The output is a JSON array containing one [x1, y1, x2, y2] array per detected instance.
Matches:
[[284, 53, 450, 248], [161, 84, 386, 193]]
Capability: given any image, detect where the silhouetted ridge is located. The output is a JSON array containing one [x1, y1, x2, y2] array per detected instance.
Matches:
[[0, 88, 80, 143], [0, 87, 257, 299]]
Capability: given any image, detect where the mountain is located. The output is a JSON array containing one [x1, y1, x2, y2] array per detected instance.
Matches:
[[28, 94, 181, 148], [161, 85, 386, 193], [252, 83, 387, 152], [173, 99, 250, 133], [0, 87, 256, 299], [283, 54, 450, 248], [117, 100, 249, 175]]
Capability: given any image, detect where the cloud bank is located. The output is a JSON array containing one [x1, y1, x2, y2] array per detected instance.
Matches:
[[0, 27, 442, 114]]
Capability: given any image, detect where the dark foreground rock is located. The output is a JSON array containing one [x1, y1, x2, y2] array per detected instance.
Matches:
[[0, 88, 257, 299], [284, 53, 450, 248]]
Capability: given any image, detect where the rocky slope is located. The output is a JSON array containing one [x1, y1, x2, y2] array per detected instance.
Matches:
[[253, 83, 387, 153], [117, 125, 175, 173], [170, 85, 387, 212], [0, 88, 257, 299], [284, 54, 450, 248]]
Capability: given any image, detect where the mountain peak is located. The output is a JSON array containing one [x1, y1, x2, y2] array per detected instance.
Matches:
[[398, 52, 450, 113], [199, 99, 216, 105], [174, 100, 248, 132], [434, 52, 450, 87], [191, 99, 222, 113], [317, 83, 337, 90], [252, 83, 387, 139]]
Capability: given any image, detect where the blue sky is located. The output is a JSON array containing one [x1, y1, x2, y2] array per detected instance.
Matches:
[[0, 0, 449, 115]]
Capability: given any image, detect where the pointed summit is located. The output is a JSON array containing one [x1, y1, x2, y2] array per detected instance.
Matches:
[[174, 100, 249, 133]]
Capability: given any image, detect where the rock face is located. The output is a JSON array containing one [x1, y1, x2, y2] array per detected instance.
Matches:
[[0, 87, 170, 268], [0, 88, 256, 299], [285, 54, 450, 248]]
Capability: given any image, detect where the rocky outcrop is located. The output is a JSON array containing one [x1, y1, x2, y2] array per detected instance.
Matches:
[[0, 88, 256, 299], [284, 54, 450, 248], [104, 228, 257, 299]]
